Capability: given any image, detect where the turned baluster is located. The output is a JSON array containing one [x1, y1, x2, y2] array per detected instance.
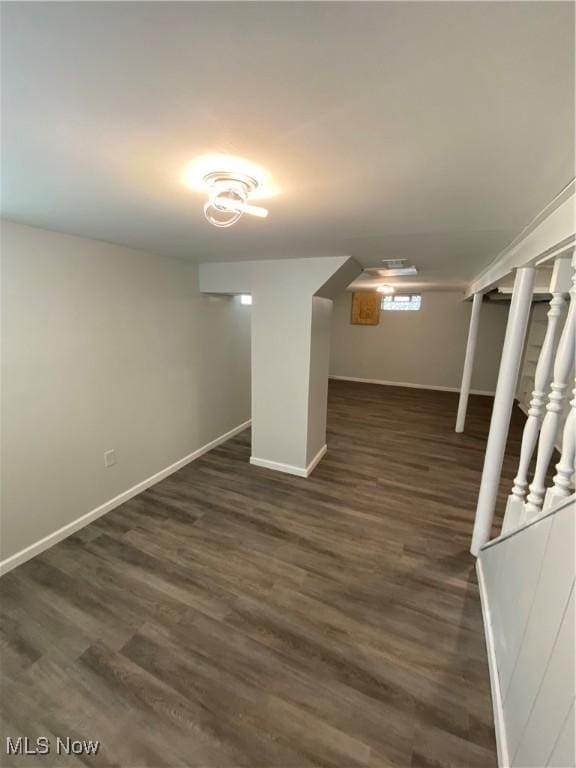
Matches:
[[543, 382, 576, 511], [524, 260, 576, 520], [502, 291, 566, 532]]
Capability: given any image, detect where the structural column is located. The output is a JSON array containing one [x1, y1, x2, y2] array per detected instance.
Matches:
[[455, 292, 483, 433], [199, 256, 361, 477], [470, 267, 536, 556]]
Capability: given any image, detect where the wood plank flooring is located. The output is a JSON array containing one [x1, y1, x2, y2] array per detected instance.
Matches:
[[1, 381, 526, 767]]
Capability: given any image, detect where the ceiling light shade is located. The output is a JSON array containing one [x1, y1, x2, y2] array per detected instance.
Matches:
[[377, 284, 395, 294], [183, 155, 275, 228], [183, 155, 275, 198], [199, 171, 269, 228]]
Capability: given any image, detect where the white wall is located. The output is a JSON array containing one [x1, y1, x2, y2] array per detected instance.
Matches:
[[250, 286, 313, 470], [479, 498, 575, 768], [306, 296, 332, 465], [200, 256, 360, 475], [330, 290, 509, 392], [1, 221, 251, 565]]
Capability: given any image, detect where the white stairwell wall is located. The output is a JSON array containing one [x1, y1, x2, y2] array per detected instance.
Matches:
[[478, 497, 575, 768]]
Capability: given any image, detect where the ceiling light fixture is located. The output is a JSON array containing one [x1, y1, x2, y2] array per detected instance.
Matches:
[[377, 284, 395, 294], [202, 171, 268, 228], [183, 155, 275, 229]]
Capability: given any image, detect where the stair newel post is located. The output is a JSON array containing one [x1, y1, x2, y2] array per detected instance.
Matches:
[[524, 257, 576, 521], [502, 257, 571, 533], [470, 267, 536, 556]]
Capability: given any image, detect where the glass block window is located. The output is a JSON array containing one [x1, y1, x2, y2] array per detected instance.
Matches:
[[381, 294, 422, 311]]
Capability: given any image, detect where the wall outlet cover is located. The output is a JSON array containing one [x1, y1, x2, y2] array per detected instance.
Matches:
[[104, 449, 116, 468]]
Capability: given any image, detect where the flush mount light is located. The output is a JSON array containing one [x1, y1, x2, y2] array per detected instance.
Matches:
[[377, 284, 395, 294], [183, 155, 275, 229], [202, 171, 268, 228]]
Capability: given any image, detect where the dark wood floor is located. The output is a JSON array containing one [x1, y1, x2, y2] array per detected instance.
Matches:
[[1, 381, 528, 767]]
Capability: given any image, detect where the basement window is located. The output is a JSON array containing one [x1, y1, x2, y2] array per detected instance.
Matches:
[[240, 294, 253, 305], [381, 294, 422, 311]]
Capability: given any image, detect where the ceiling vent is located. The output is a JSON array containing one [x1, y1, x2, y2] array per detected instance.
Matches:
[[364, 259, 418, 278], [381, 259, 408, 269]]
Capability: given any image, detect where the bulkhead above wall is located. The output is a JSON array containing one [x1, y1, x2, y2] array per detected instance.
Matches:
[[198, 256, 361, 298]]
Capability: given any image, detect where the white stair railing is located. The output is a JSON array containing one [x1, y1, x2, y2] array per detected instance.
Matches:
[[523, 257, 576, 522], [543, 381, 576, 512], [502, 289, 566, 533]]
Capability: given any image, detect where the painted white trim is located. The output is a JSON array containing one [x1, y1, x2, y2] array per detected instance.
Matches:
[[329, 375, 494, 396], [480, 493, 575, 552], [477, 558, 509, 768], [250, 456, 308, 477], [250, 444, 327, 478], [0, 419, 252, 577], [305, 444, 328, 476], [466, 182, 576, 298], [471, 267, 537, 555], [517, 399, 564, 454]]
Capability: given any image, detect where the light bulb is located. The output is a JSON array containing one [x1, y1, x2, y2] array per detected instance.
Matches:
[[213, 196, 269, 218], [242, 203, 268, 218], [203, 200, 242, 228]]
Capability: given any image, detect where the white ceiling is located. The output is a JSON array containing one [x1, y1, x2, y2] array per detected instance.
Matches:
[[2, 2, 574, 285]]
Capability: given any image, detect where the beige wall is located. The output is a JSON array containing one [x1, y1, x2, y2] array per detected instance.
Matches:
[[330, 290, 508, 392], [1, 221, 251, 563]]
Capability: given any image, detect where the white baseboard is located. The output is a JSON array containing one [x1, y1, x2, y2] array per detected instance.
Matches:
[[306, 444, 328, 476], [329, 375, 494, 397], [477, 558, 509, 768], [250, 444, 327, 478], [0, 419, 252, 577]]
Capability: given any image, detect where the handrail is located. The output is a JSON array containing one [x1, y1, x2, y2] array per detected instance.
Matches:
[[480, 494, 575, 552]]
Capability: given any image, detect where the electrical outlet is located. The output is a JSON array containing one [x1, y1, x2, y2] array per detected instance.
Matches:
[[104, 449, 116, 468]]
